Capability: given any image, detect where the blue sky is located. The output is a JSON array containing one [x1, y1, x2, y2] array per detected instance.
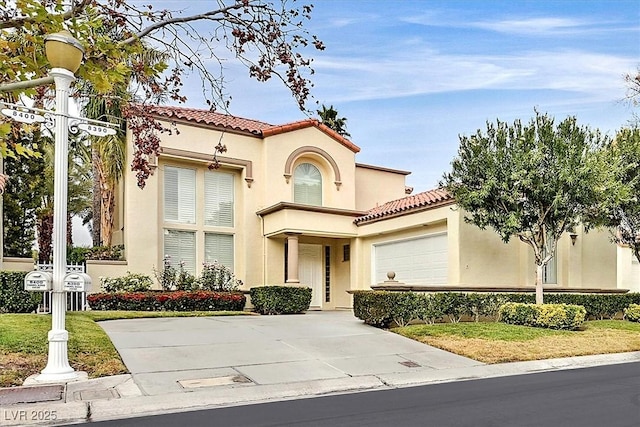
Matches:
[[177, 0, 640, 193]]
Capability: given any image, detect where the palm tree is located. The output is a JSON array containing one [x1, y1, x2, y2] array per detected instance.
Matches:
[[317, 104, 351, 138], [80, 45, 168, 247]]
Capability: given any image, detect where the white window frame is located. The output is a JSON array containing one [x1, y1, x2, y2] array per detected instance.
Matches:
[[293, 162, 323, 206], [163, 229, 197, 274], [204, 232, 235, 272], [164, 166, 196, 224], [204, 170, 234, 227]]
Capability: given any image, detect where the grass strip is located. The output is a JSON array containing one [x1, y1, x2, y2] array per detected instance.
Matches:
[[393, 320, 640, 364]]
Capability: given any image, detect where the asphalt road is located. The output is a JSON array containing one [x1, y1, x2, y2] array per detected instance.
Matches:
[[83, 362, 640, 427]]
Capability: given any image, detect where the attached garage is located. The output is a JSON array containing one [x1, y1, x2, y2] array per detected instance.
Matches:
[[373, 233, 448, 285]]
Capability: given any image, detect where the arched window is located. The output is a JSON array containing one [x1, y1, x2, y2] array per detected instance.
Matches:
[[294, 163, 322, 205]]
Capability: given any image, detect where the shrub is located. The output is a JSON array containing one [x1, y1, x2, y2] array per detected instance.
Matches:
[[433, 292, 468, 323], [545, 293, 634, 320], [154, 256, 197, 291], [624, 304, 640, 322], [499, 302, 586, 330], [467, 293, 508, 322], [87, 290, 246, 311], [197, 261, 242, 292], [250, 286, 312, 315], [101, 272, 153, 293], [415, 294, 445, 325], [0, 271, 40, 313], [352, 290, 398, 327], [86, 245, 124, 261]]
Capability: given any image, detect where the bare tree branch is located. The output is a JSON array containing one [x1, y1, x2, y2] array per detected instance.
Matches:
[[120, 3, 250, 46]]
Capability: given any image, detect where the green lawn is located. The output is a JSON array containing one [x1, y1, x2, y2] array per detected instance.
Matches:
[[394, 320, 640, 363], [0, 310, 250, 387]]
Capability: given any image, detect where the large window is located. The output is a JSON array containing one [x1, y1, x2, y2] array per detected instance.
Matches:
[[205, 171, 234, 227], [205, 233, 234, 271], [294, 163, 322, 206], [163, 230, 196, 273], [164, 166, 196, 223], [163, 165, 235, 274]]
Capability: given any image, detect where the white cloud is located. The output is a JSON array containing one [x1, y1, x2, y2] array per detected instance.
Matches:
[[311, 47, 636, 104]]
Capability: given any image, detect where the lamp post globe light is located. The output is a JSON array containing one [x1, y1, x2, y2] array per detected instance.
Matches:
[[34, 30, 86, 382]]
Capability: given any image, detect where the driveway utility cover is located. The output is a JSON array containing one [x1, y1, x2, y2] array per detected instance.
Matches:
[[0, 385, 63, 405]]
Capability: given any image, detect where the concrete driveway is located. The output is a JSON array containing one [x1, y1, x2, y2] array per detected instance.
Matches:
[[100, 311, 482, 396]]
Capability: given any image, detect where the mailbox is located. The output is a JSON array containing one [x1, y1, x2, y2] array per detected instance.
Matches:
[[63, 272, 92, 292], [24, 271, 53, 291]]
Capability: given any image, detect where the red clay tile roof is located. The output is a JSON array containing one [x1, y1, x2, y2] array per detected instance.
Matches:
[[263, 119, 360, 153], [146, 105, 360, 152], [147, 105, 273, 135], [355, 188, 454, 225]]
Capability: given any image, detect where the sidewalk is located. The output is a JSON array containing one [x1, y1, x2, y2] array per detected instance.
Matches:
[[1, 312, 639, 426]]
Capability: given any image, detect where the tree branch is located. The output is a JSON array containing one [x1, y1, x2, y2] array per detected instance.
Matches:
[[119, 3, 252, 46], [0, 0, 91, 29]]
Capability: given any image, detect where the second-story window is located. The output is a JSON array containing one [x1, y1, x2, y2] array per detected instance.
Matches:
[[164, 166, 196, 224], [205, 171, 234, 227], [294, 163, 322, 206]]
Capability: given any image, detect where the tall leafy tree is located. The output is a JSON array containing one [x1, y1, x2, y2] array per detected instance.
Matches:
[[2, 125, 47, 257], [442, 111, 611, 304], [586, 128, 640, 262], [317, 104, 351, 137]]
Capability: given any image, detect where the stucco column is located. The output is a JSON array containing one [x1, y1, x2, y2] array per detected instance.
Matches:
[[286, 234, 300, 284]]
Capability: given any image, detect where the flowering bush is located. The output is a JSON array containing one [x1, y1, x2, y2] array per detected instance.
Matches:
[[197, 261, 242, 291], [153, 256, 197, 291], [101, 272, 153, 293], [87, 290, 246, 311]]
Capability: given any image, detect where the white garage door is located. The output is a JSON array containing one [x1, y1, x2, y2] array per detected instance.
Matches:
[[374, 233, 448, 285]]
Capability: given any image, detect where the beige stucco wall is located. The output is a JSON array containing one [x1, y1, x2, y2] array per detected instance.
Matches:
[[354, 165, 408, 211], [353, 205, 620, 292], [2, 257, 35, 272], [85, 260, 130, 291], [457, 217, 521, 287], [261, 127, 357, 210]]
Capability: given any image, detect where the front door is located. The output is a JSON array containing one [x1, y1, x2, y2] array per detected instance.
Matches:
[[299, 243, 323, 308]]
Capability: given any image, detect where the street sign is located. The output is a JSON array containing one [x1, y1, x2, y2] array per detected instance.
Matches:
[[1, 107, 46, 124], [78, 122, 117, 137]]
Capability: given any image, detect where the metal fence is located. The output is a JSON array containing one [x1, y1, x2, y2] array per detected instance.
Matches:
[[36, 263, 88, 313]]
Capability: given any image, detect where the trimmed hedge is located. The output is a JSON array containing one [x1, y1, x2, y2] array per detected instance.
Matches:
[[624, 304, 640, 322], [0, 271, 40, 313], [249, 286, 312, 314], [352, 290, 640, 328], [499, 302, 586, 330], [87, 290, 246, 311]]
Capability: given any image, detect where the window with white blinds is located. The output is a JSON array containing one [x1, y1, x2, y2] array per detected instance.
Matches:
[[294, 163, 322, 206], [205, 233, 234, 272], [204, 171, 234, 227], [163, 230, 196, 273], [164, 166, 196, 224]]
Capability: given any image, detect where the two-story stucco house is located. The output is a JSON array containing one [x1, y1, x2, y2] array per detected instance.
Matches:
[[99, 104, 635, 309], [3, 104, 634, 307]]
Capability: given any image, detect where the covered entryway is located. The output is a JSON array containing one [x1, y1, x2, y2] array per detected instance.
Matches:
[[373, 233, 448, 285], [299, 243, 324, 308]]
